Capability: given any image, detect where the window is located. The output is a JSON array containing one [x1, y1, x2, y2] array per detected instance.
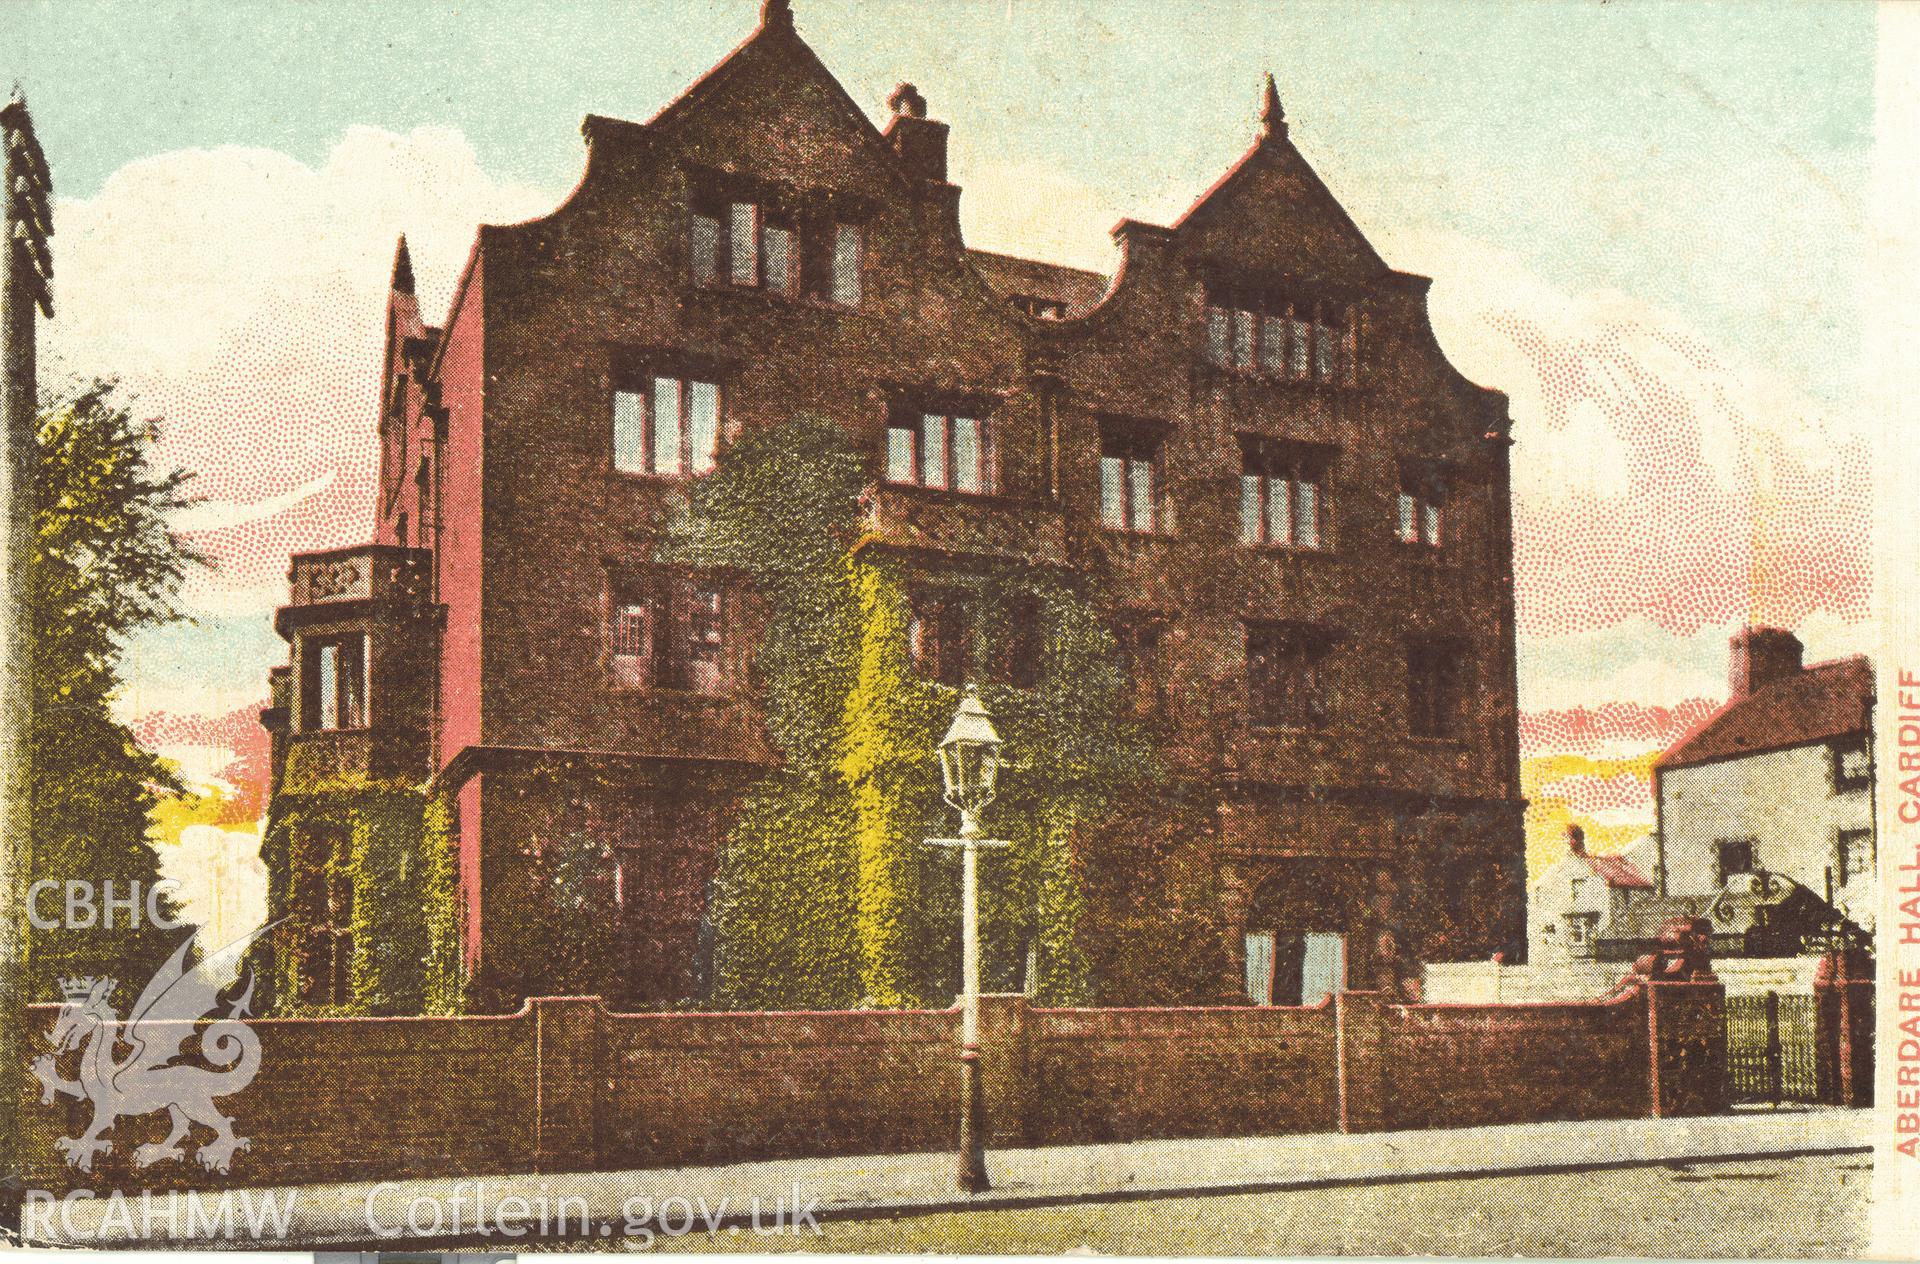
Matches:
[[690, 199, 799, 296], [608, 574, 729, 694], [1246, 622, 1334, 730], [1099, 423, 1161, 533], [614, 376, 721, 477], [1239, 440, 1329, 549], [1398, 467, 1445, 546], [1014, 294, 1067, 320], [1837, 829, 1874, 885], [884, 411, 991, 494], [1832, 738, 1870, 792], [1714, 839, 1756, 887], [909, 589, 974, 687], [1566, 912, 1598, 951], [1204, 291, 1357, 385], [302, 634, 367, 731], [985, 592, 1041, 689], [1406, 639, 1461, 738], [296, 826, 354, 1007], [830, 223, 863, 306]]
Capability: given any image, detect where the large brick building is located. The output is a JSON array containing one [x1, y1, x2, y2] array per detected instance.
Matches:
[[263, 0, 1525, 1012]]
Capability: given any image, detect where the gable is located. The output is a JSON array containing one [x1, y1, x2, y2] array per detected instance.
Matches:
[[1175, 138, 1388, 289], [643, 19, 906, 198]]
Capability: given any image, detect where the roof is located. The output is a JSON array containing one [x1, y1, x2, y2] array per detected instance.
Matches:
[[967, 250, 1109, 317], [1581, 854, 1652, 890], [1656, 655, 1871, 771]]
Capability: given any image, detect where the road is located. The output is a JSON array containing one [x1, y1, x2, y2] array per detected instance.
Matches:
[[630, 1152, 1868, 1257]]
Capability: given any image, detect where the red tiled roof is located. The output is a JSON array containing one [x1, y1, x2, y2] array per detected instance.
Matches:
[[1655, 655, 1872, 771], [1582, 854, 1652, 890]]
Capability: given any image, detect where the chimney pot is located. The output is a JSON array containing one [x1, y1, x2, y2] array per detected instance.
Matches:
[[1567, 824, 1586, 856], [888, 82, 927, 119]]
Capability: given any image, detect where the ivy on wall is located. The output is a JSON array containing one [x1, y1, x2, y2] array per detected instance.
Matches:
[[260, 779, 460, 1017], [664, 414, 1201, 1011], [265, 413, 1238, 1016]]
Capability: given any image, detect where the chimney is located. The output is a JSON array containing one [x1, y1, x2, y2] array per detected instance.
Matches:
[[1566, 824, 1586, 857], [1728, 625, 1803, 698], [883, 83, 947, 183]]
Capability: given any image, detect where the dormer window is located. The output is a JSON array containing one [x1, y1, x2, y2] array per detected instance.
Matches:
[[1205, 289, 1357, 386], [885, 409, 992, 494], [1014, 294, 1068, 321]]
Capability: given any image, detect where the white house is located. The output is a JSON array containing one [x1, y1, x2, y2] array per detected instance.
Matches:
[[1527, 826, 1654, 964], [1653, 626, 1874, 936]]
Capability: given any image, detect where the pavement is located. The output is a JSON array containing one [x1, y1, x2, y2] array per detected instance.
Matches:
[[20, 1107, 1871, 1250]]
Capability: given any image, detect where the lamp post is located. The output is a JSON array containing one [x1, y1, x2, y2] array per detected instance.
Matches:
[[925, 684, 1007, 1194]]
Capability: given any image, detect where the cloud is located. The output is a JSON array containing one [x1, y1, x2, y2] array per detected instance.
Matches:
[[169, 470, 335, 534], [1386, 229, 1871, 640], [45, 125, 558, 617]]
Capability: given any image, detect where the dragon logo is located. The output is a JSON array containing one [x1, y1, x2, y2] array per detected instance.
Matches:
[[32, 925, 274, 1174]]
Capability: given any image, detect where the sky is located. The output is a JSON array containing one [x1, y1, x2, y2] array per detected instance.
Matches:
[[3, 0, 1879, 894]]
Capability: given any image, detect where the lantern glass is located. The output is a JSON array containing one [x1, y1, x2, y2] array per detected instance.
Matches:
[[938, 686, 1003, 817]]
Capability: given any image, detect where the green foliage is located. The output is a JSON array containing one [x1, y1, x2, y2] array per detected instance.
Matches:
[[263, 780, 466, 1017], [671, 413, 1184, 1010], [25, 381, 208, 1000], [706, 776, 862, 1010], [420, 792, 466, 1014]]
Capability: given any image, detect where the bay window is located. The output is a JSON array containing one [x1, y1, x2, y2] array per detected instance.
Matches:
[[608, 573, 730, 695]]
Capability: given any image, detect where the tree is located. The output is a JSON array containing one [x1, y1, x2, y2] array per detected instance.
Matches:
[[24, 380, 207, 999]]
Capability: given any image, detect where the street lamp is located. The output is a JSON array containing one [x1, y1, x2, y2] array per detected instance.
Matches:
[[926, 684, 1008, 1193]]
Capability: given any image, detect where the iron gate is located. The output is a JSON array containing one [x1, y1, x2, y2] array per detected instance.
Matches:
[[1726, 990, 1818, 1104]]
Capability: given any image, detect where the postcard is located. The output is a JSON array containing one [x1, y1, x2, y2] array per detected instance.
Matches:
[[1, 0, 1914, 1257]]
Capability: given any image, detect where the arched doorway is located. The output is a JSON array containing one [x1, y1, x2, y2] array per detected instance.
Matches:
[[1243, 860, 1361, 1006]]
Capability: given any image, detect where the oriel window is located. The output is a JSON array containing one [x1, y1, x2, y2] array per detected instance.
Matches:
[[908, 589, 974, 687], [303, 634, 367, 732]]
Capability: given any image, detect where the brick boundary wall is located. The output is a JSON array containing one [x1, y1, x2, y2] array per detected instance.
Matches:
[[31, 923, 1839, 1195]]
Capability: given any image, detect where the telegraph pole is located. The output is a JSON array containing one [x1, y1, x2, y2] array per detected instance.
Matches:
[[0, 84, 52, 1236]]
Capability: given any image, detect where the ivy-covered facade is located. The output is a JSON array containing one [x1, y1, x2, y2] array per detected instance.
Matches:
[[261, 0, 1524, 1015]]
